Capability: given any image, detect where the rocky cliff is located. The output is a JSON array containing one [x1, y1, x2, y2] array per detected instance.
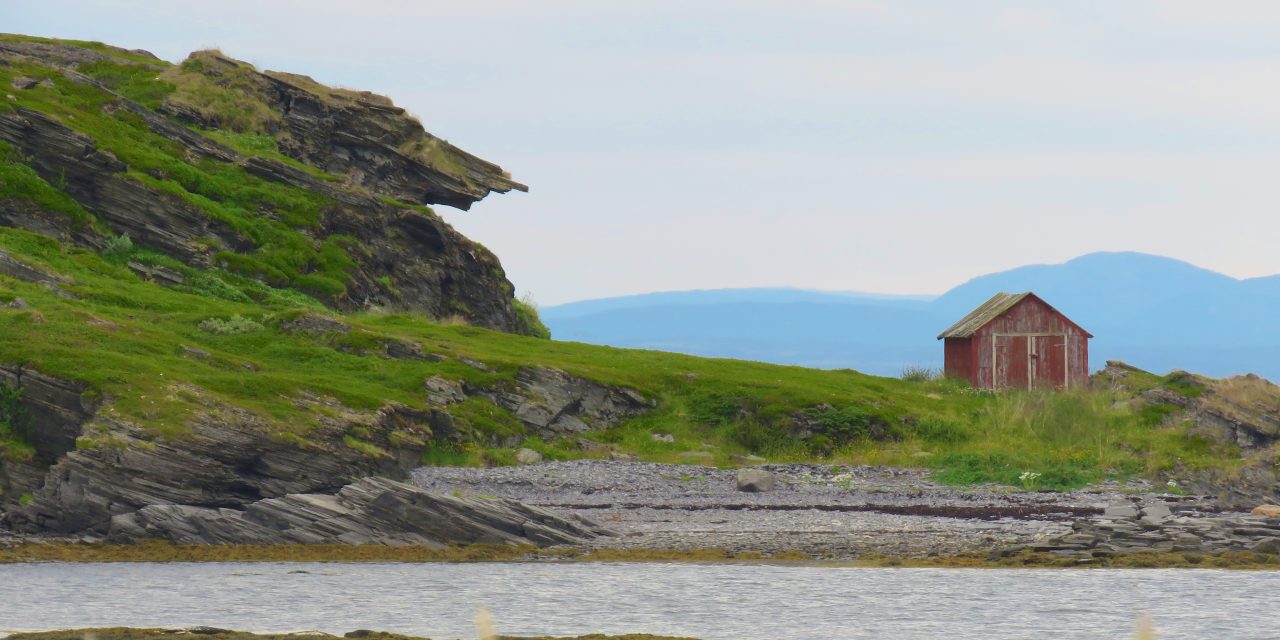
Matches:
[[0, 35, 528, 330], [0, 35, 629, 545], [0, 356, 647, 541]]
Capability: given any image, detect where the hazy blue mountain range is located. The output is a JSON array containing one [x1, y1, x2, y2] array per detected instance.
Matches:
[[543, 252, 1280, 379]]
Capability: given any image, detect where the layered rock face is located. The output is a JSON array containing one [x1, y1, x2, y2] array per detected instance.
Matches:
[[1026, 501, 1280, 559], [0, 361, 647, 543], [4, 393, 433, 535], [0, 40, 526, 330], [110, 476, 609, 547], [159, 52, 527, 210]]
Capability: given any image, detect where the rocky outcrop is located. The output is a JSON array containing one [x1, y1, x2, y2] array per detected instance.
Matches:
[[0, 362, 653, 541], [1026, 501, 1280, 559], [109, 476, 608, 546], [0, 107, 220, 263], [159, 52, 527, 210], [0, 40, 526, 331], [480, 367, 654, 439], [4, 391, 433, 535], [0, 365, 96, 465], [423, 365, 654, 440], [0, 365, 97, 503]]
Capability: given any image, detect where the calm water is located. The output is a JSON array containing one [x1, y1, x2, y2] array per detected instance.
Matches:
[[0, 562, 1274, 639]]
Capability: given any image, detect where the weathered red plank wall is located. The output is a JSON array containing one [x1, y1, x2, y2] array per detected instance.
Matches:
[[966, 297, 1089, 390]]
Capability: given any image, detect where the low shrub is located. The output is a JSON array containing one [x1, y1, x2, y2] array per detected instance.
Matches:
[[102, 233, 134, 258], [197, 314, 264, 335]]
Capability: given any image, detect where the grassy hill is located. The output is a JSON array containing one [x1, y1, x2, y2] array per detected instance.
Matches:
[[0, 219, 1243, 491], [0, 34, 1259, 502]]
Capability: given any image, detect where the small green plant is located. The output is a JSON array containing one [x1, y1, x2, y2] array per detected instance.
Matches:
[[197, 314, 264, 335], [18, 493, 34, 506], [807, 405, 875, 441], [102, 233, 134, 259]]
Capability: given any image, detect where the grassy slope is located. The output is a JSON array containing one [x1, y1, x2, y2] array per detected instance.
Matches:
[[0, 35, 1241, 489], [0, 222, 1233, 488]]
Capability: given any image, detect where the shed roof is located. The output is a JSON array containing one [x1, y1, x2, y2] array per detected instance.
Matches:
[[936, 291, 1094, 339], [936, 292, 1029, 339]]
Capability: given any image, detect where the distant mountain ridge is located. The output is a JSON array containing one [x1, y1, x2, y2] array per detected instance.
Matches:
[[544, 252, 1280, 379]]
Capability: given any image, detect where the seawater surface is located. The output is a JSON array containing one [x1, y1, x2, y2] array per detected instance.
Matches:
[[0, 562, 1274, 639]]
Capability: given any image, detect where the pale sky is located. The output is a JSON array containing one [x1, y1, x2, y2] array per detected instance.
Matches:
[[8, 1, 1280, 304]]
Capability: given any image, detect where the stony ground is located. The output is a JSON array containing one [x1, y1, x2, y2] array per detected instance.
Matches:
[[412, 461, 1200, 558]]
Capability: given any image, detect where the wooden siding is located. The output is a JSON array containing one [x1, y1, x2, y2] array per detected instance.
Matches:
[[948, 294, 1089, 390], [943, 338, 973, 383]]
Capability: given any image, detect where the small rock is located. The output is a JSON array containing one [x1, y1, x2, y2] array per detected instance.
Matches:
[[424, 375, 466, 405], [384, 339, 437, 361], [458, 356, 488, 371], [608, 450, 637, 461], [515, 448, 543, 465], [1251, 537, 1280, 554], [1252, 504, 1280, 517], [731, 454, 767, 465], [7, 297, 27, 309], [1140, 504, 1173, 523], [737, 468, 776, 493], [11, 77, 39, 90], [279, 313, 350, 334], [178, 344, 211, 359], [1104, 503, 1140, 519], [678, 451, 714, 461], [576, 439, 610, 454], [651, 433, 675, 443]]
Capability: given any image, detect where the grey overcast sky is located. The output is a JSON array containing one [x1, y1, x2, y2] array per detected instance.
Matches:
[[8, 1, 1280, 304]]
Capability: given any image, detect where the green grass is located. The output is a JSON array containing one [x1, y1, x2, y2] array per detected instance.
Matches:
[[77, 59, 175, 109]]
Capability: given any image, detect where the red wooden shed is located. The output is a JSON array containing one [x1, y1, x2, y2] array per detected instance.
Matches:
[[937, 292, 1092, 390]]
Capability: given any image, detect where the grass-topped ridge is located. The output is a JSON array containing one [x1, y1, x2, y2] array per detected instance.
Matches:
[[0, 34, 530, 332]]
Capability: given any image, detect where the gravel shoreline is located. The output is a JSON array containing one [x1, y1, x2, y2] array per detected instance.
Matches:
[[411, 460, 1198, 559]]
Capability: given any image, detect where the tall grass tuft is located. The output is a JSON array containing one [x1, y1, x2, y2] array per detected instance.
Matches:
[[901, 365, 940, 382]]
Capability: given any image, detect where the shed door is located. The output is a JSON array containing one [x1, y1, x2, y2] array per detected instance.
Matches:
[[994, 335, 1029, 389], [1032, 335, 1067, 389]]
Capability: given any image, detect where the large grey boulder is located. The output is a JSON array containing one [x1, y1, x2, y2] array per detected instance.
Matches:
[[108, 476, 609, 546], [485, 367, 653, 438], [1103, 503, 1139, 519], [736, 469, 776, 493]]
